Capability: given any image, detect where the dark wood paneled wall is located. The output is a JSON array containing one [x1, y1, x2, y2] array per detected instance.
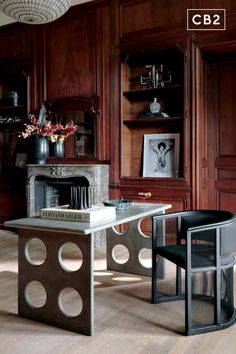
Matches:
[[45, 15, 96, 99], [0, 24, 29, 60], [120, 0, 187, 37]]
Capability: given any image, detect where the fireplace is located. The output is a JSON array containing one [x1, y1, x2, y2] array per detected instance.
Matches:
[[26, 164, 109, 246]]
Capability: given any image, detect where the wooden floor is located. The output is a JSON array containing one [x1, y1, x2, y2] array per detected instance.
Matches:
[[0, 230, 236, 354]]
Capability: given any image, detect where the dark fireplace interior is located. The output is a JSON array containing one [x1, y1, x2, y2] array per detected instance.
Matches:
[[34, 176, 91, 215]]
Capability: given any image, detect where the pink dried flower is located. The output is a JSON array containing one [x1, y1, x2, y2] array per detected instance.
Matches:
[[20, 115, 78, 142]]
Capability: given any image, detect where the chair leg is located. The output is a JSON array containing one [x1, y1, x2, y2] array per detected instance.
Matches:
[[214, 268, 221, 325], [185, 268, 192, 335], [215, 228, 221, 326], [185, 237, 193, 335], [152, 250, 157, 303], [176, 266, 181, 296]]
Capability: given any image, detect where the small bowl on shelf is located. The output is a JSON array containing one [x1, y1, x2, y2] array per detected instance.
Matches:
[[102, 199, 132, 210]]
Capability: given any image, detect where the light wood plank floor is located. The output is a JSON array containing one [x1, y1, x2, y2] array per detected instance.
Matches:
[[0, 230, 236, 354]]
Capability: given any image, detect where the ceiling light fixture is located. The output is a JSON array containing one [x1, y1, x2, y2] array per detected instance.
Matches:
[[0, 0, 71, 25]]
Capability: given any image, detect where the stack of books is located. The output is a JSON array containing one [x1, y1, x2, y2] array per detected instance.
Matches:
[[41, 205, 116, 224]]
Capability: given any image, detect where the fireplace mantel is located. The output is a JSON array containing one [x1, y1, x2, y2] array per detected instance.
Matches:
[[26, 164, 110, 246]]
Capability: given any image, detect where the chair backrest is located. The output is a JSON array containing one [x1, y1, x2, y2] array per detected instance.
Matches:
[[180, 210, 236, 255], [220, 217, 236, 255]]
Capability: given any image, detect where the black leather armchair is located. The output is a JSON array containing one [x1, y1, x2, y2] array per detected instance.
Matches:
[[152, 210, 236, 335]]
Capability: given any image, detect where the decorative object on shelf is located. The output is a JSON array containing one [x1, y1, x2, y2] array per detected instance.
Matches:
[[76, 134, 87, 156], [49, 140, 65, 158], [143, 133, 180, 178], [140, 64, 172, 88], [0, 0, 71, 25], [162, 112, 170, 118], [141, 112, 168, 119], [29, 135, 49, 165], [8, 91, 18, 106], [139, 98, 170, 119], [102, 200, 132, 210], [150, 98, 160, 113], [158, 64, 164, 85]]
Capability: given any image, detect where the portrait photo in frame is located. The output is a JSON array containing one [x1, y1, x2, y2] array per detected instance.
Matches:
[[143, 133, 180, 177]]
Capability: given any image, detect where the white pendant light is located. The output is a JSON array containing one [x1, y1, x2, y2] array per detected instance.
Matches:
[[0, 0, 71, 24]]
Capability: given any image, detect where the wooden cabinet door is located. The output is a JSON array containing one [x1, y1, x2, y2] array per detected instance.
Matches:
[[206, 55, 236, 212]]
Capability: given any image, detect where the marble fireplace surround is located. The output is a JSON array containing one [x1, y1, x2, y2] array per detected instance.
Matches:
[[26, 164, 109, 247]]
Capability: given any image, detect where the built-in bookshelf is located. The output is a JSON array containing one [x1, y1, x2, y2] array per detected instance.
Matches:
[[0, 70, 28, 224], [121, 47, 184, 179]]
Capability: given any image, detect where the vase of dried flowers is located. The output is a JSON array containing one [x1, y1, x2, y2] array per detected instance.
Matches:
[[49, 140, 65, 158], [31, 135, 49, 164], [20, 108, 77, 163]]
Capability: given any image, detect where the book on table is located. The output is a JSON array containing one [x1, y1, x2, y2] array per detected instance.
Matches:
[[41, 205, 116, 223]]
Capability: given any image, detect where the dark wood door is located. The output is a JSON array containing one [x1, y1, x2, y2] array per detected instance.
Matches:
[[206, 54, 236, 212]]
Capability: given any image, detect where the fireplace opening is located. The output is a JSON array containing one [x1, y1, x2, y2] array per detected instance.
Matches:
[[34, 176, 94, 216]]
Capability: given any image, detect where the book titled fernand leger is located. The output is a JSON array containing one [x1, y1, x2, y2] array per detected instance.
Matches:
[[41, 205, 116, 223]]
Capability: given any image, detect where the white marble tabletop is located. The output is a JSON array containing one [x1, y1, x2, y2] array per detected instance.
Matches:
[[4, 203, 172, 235]]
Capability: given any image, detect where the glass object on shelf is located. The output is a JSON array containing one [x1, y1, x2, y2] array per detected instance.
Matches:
[[150, 98, 160, 113]]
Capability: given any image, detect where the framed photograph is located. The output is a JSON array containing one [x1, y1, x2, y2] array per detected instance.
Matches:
[[143, 133, 180, 177]]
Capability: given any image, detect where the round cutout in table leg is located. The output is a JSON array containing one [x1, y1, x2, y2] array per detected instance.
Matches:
[[139, 218, 152, 238], [138, 248, 152, 268], [58, 287, 83, 317], [113, 222, 130, 235], [58, 242, 83, 272], [112, 244, 130, 264], [25, 238, 47, 266], [25, 280, 47, 308]]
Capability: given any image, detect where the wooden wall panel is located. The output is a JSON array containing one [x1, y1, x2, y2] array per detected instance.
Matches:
[[45, 14, 96, 100], [28, 26, 45, 112], [218, 191, 236, 212], [0, 26, 28, 60], [219, 169, 236, 178], [95, 4, 111, 161], [120, 0, 187, 37], [190, 1, 236, 42], [202, 0, 236, 12], [218, 61, 236, 157], [120, 0, 151, 35]]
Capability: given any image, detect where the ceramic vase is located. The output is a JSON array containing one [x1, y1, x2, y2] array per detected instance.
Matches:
[[31, 136, 49, 164], [49, 141, 65, 158]]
